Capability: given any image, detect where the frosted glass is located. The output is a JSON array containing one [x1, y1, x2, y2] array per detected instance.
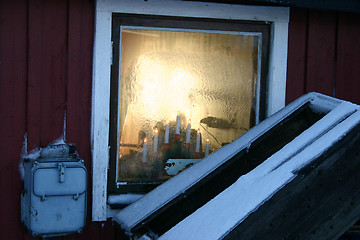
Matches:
[[117, 28, 259, 182]]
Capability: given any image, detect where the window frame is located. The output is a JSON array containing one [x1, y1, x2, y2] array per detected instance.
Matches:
[[109, 14, 271, 195], [92, 0, 289, 221]]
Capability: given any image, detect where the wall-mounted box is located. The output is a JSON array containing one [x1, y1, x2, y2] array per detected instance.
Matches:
[[21, 144, 87, 237]]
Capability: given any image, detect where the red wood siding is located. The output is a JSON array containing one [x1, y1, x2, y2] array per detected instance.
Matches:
[[27, 0, 68, 150], [1, 1, 360, 239], [335, 13, 360, 104], [0, 0, 117, 239], [0, 1, 28, 239], [305, 11, 337, 96], [286, 8, 360, 105]]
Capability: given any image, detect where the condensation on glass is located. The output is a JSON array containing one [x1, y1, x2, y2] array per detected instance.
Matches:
[[117, 27, 261, 182]]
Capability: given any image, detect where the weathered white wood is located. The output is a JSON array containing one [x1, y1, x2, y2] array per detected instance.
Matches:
[[92, 0, 290, 221], [267, 21, 289, 116], [97, 0, 289, 22], [91, 9, 112, 221]]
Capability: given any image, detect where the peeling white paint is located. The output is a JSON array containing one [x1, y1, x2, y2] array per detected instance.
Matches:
[[20, 109, 68, 180], [93, 0, 290, 221]]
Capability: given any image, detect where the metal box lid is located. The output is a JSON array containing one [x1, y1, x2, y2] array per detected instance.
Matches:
[[33, 165, 86, 197]]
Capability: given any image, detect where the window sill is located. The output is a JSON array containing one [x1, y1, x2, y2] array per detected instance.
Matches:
[[106, 193, 144, 218]]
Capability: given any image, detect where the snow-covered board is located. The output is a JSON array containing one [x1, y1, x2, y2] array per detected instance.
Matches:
[[161, 108, 360, 240], [114, 92, 358, 239]]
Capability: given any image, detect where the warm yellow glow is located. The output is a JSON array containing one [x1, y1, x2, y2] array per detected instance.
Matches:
[[134, 55, 195, 122], [118, 29, 260, 181]]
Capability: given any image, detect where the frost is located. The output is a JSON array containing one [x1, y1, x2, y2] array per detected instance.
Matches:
[[108, 194, 144, 205], [159, 103, 360, 240], [114, 93, 358, 237], [51, 135, 67, 145], [19, 133, 28, 180], [23, 147, 41, 160], [19, 114, 67, 180]]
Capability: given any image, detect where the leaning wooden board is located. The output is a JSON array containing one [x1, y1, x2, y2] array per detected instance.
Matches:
[[224, 123, 360, 240]]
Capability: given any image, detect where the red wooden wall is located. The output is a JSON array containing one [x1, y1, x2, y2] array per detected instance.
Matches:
[[286, 8, 360, 105], [1, 1, 360, 240], [0, 0, 117, 239]]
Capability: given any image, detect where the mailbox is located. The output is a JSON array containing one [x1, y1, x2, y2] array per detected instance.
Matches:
[[21, 144, 87, 237]]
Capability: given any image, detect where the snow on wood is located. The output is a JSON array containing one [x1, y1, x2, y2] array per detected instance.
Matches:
[[248, 101, 357, 177], [108, 194, 144, 205], [159, 105, 360, 240], [113, 93, 344, 232]]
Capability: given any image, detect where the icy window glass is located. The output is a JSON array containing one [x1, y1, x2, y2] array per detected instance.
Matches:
[[117, 28, 260, 182]]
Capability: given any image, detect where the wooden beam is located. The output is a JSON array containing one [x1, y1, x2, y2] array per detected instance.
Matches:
[[224, 123, 360, 240]]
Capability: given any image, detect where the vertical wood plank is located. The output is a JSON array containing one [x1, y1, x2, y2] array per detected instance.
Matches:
[[286, 8, 308, 104], [66, 0, 93, 163], [27, 0, 68, 151], [0, 0, 28, 239], [27, 0, 42, 151], [38, 0, 68, 146], [91, 9, 112, 222], [335, 13, 360, 104], [66, 0, 97, 239], [305, 10, 337, 96]]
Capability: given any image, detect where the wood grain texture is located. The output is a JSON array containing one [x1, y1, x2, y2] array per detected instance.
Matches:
[[0, 0, 28, 239], [65, 0, 107, 239], [66, 0, 93, 163], [335, 13, 360, 104], [286, 8, 308, 104], [1, 0, 360, 239], [224, 124, 360, 240], [305, 11, 337, 96], [0, 0, 109, 239], [27, 0, 67, 150]]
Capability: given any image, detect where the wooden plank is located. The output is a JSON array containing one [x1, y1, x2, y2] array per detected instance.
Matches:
[[27, 0, 42, 151], [27, 0, 68, 150], [305, 10, 337, 96], [0, 0, 28, 239], [286, 8, 308, 104], [66, 1, 99, 239], [39, 0, 68, 147], [91, 8, 113, 222], [223, 123, 360, 240], [266, 20, 289, 116], [119, 104, 323, 237], [335, 13, 360, 104], [66, 0, 94, 163]]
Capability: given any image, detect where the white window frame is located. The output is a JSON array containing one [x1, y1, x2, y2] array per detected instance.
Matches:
[[91, 0, 289, 221]]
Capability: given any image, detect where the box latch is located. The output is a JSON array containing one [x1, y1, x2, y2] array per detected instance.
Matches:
[[58, 163, 65, 183]]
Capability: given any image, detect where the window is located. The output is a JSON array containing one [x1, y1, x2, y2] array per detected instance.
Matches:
[[108, 14, 271, 194], [92, 0, 289, 221]]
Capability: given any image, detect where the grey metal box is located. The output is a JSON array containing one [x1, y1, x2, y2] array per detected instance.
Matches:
[[21, 144, 87, 237]]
